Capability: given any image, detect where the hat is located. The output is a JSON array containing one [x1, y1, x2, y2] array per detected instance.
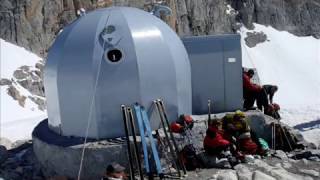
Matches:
[[247, 69, 255, 76], [234, 110, 245, 118], [170, 122, 184, 133], [106, 163, 125, 174]]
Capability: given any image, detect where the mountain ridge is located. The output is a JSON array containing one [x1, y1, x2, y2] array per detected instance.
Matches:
[[1, 0, 320, 57]]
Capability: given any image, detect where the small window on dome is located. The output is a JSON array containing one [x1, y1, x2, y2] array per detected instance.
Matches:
[[106, 49, 122, 63]]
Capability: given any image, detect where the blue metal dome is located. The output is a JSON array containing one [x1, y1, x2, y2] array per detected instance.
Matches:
[[44, 7, 192, 138]]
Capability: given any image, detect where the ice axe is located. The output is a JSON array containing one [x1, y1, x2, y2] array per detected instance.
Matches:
[[207, 99, 212, 128]]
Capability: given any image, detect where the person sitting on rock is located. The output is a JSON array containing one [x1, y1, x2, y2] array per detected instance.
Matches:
[[232, 111, 258, 155], [209, 114, 245, 163], [204, 120, 231, 156], [222, 111, 249, 138], [102, 163, 128, 180]]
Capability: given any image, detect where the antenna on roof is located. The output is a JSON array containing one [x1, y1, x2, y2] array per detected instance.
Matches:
[[77, 8, 86, 17], [150, 4, 172, 18]]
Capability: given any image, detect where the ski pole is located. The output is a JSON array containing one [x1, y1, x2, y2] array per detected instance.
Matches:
[[127, 107, 144, 180], [271, 123, 274, 150], [279, 124, 293, 151], [157, 99, 187, 177], [121, 105, 135, 180], [154, 101, 182, 178], [208, 99, 211, 128], [155, 130, 174, 176]]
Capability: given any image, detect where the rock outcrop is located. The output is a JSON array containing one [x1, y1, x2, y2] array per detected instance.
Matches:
[[0, 60, 46, 110], [0, 146, 8, 165], [2, 0, 319, 57], [244, 31, 268, 47], [7, 85, 27, 107], [231, 0, 320, 38]]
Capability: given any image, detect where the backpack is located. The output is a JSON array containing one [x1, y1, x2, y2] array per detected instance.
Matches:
[[179, 144, 201, 171], [265, 103, 281, 120], [177, 114, 194, 129]]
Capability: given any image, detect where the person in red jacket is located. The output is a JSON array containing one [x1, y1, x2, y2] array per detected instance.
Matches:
[[243, 69, 263, 110], [204, 120, 231, 155]]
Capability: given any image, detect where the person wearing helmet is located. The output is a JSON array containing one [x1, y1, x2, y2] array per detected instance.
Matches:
[[233, 111, 250, 135], [222, 111, 249, 138], [170, 122, 184, 133], [232, 111, 258, 155], [177, 114, 194, 129], [170, 114, 194, 134]]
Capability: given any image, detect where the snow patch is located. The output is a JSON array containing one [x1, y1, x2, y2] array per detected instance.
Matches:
[[1, 39, 47, 142], [0, 39, 41, 79], [240, 24, 320, 147], [226, 4, 238, 15]]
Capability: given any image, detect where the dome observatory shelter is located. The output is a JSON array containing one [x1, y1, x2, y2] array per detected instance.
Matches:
[[44, 7, 192, 139]]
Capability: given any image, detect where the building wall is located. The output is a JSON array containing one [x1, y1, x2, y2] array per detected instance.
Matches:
[[183, 34, 243, 114]]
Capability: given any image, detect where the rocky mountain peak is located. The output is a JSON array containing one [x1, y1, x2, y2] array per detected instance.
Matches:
[[1, 0, 319, 57]]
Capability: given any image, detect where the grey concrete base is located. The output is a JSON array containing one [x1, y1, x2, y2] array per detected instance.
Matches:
[[32, 120, 128, 179]]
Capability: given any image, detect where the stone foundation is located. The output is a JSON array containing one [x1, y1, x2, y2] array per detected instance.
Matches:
[[32, 120, 128, 179]]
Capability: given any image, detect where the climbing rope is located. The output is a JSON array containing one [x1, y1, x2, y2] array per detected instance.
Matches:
[[77, 15, 110, 180]]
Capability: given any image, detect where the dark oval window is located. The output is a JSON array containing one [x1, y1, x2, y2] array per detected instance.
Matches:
[[106, 49, 122, 63]]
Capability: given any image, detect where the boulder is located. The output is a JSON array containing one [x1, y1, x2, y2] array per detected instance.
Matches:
[[299, 169, 319, 177], [7, 85, 26, 107], [20, 65, 30, 72], [246, 111, 311, 151], [217, 170, 238, 180], [0, 138, 13, 149], [13, 69, 28, 80], [245, 31, 268, 48], [0, 78, 12, 86], [35, 62, 44, 72], [252, 171, 275, 180], [0, 145, 9, 165], [274, 150, 289, 160], [234, 164, 253, 180]]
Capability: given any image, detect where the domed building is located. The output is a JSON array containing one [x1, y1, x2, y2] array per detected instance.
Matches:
[[44, 7, 192, 139]]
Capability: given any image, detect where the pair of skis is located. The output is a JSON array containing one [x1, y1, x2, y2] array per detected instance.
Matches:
[[154, 99, 187, 178], [134, 104, 164, 179], [121, 105, 144, 180]]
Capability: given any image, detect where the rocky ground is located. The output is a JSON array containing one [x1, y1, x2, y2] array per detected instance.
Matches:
[[185, 156, 320, 180], [1, 111, 320, 180], [0, 141, 44, 180], [1, 140, 320, 180]]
